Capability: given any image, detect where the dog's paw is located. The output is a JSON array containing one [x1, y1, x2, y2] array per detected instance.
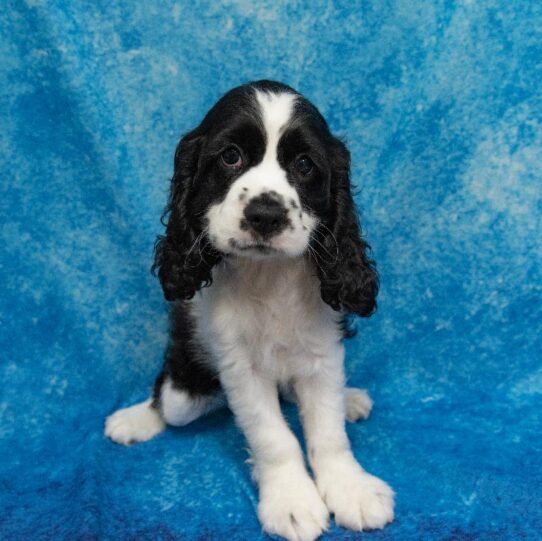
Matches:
[[258, 464, 329, 541], [105, 399, 165, 445], [316, 454, 394, 531], [345, 388, 373, 422]]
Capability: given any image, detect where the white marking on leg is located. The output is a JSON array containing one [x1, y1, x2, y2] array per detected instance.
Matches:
[[105, 398, 165, 445], [160, 378, 224, 427], [219, 349, 328, 541], [295, 349, 394, 532]]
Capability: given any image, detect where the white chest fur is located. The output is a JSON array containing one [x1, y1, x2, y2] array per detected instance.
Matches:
[[195, 257, 343, 383]]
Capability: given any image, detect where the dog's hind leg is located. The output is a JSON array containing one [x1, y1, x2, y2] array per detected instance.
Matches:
[[105, 379, 225, 445], [345, 387, 373, 422], [156, 377, 225, 427]]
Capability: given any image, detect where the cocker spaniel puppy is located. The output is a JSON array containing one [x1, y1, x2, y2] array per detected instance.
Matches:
[[105, 80, 394, 541]]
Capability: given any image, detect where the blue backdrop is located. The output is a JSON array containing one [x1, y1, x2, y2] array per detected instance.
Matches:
[[1, 1, 541, 539]]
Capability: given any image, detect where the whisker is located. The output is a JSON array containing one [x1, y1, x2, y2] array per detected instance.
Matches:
[[185, 229, 206, 260], [309, 234, 338, 264], [307, 245, 328, 278], [197, 239, 212, 266], [185, 228, 211, 268], [315, 222, 339, 258]]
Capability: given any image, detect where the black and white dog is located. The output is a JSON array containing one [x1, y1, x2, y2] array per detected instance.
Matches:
[[105, 80, 394, 541]]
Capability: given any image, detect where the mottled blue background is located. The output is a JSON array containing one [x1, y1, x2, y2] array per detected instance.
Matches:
[[1, 1, 541, 539]]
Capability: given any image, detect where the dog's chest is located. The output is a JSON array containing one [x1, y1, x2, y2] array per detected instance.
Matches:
[[199, 258, 341, 377]]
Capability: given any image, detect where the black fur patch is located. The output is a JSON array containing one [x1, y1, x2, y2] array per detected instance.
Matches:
[[153, 302, 221, 404]]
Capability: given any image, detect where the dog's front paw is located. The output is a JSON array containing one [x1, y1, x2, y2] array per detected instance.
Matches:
[[258, 464, 329, 541], [316, 453, 394, 531]]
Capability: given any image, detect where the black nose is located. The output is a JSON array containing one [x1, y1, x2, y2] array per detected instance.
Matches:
[[243, 193, 288, 238]]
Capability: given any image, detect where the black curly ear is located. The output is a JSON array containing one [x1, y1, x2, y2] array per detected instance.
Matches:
[[312, 139, 379, 317], [152, 130, 222, 301]]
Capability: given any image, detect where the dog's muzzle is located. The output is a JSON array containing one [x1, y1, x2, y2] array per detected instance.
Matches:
[[241, 192, 289, 239]]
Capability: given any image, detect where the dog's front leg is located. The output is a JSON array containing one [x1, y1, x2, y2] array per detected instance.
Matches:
[[219, 354, 329, 541], [294, 346, 395, 532]]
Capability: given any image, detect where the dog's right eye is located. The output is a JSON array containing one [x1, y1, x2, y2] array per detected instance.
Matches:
[[221, 146, 243, 168], [295, 155, 314, 176]]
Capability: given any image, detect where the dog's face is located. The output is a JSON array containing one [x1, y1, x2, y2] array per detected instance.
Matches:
[[154, 80, 378, 317], [203, 89, 323, 259]]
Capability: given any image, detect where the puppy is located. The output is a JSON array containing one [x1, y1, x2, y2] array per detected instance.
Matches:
[[105, 80, 394, 541]]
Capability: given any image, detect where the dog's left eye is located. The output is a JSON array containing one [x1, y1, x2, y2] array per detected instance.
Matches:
[[295, 155, 314, 175], [221, 146, 243, 168]]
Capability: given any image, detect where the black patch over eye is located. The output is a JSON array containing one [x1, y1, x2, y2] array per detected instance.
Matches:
[[295, 155, 314, 175], [221, 146, 243, 168]]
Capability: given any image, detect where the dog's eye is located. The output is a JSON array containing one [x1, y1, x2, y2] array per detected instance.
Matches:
[[295, 155, 314, 175], [221, 146, 243, 168]]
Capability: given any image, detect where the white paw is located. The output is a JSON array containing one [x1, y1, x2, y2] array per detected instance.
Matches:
[[258, 464, 329, 541], [316, 454, 394, 531], [105, 399, 165, 445], [345, 388, 373, 422]]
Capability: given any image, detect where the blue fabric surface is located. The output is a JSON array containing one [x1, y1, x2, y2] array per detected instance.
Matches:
[[1, 1, 541, 539]]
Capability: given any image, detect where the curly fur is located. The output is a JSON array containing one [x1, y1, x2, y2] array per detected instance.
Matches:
[[311, 138, 379, 317], [152, 130, 222, 301]]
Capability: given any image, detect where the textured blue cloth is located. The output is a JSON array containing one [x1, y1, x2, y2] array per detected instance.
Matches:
[[1, 1, 541, 539]]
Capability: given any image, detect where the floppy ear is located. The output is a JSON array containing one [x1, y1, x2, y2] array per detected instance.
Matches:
[[312, 139, 379, 317], [152, 130, 222, 301]]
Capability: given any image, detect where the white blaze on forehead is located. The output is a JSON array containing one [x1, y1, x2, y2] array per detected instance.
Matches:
[[255, 90, 297, 160]]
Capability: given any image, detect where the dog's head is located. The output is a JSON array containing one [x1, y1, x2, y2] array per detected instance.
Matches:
[[153, 80, 378, 317]]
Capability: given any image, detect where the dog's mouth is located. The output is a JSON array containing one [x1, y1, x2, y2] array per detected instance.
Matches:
[[227, 238, 280, 256]]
